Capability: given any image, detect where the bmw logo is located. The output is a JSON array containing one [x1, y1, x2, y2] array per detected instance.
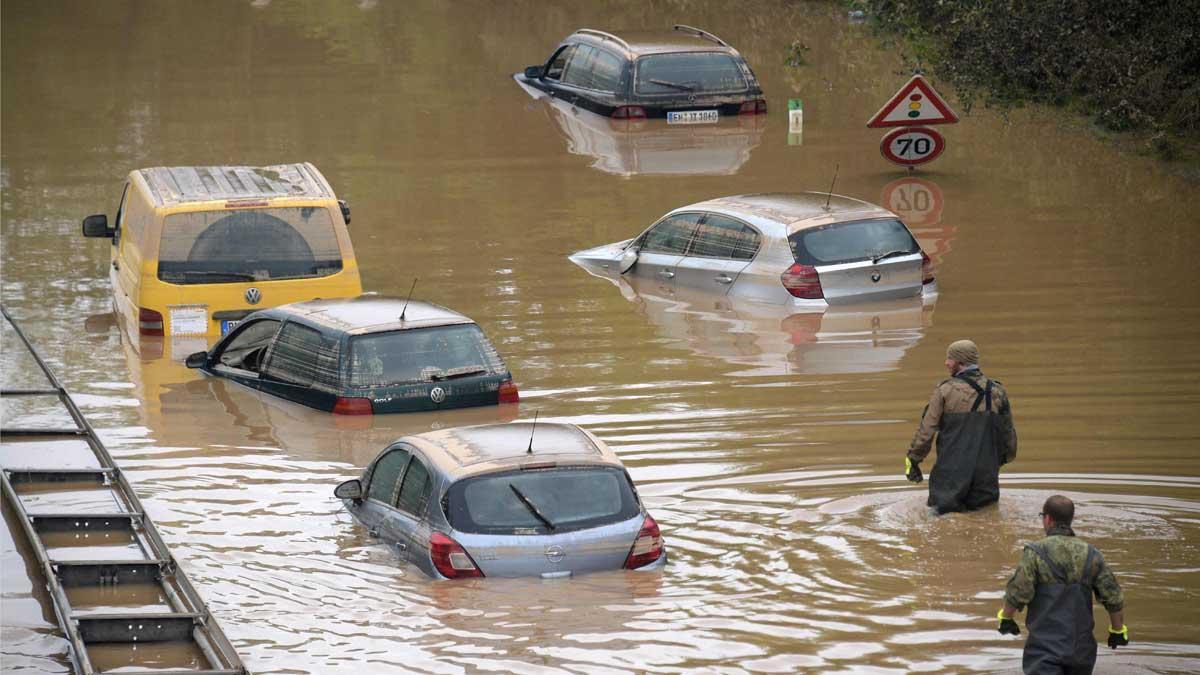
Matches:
[[870, 270, 882, 283], [245, 287, 262, 304], [430, 387, 446, 403], [545, 545, 565, 563]]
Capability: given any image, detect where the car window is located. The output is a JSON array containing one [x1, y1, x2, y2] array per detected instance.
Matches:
[[562, 44, 595, 87], [589, 49, 623, 92], [215, 319, 281, 372], [544, 44, 576, 81], [635, 52, 748, 95], [396, 457, 431, 516], [445, 466, 640, 534], [687, 215, 761, 260], [348, 324, 506, 388], [789, 218, 920, 266], [367, 447, 410, 506], [640, 213, 702, 254], [113, 183, 130, 246], [157, 207, 343, 285], [261, 321, 340, 389]]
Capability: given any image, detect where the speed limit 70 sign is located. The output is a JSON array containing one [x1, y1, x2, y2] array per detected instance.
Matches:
[[880, 126, 945, 167]]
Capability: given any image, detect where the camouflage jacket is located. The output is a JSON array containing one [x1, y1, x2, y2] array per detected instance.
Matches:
[[907, 368, 1017, 463], [1003, 527, 1124, 613]]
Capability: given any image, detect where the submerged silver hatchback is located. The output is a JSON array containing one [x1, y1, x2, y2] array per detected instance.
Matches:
[[570, 192, 937, 306], [334, 422, 665, 579]]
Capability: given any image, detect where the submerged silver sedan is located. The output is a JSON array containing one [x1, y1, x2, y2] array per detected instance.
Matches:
[[569, 192, 937, 306], [335, 422, 665, 579]]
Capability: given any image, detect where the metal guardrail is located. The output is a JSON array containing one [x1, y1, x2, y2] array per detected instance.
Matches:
[[1, 304, 248, 675]]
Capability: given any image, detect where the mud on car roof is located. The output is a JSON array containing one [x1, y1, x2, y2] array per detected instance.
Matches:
[[138, 163, 335, 206], [408, 422, 621, 480]]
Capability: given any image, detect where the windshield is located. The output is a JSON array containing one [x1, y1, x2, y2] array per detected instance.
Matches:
[[789, 218, 920, 266], [348, 324, 507, 388], [635, 52, 748, 95], [445, 466, 640, 534], [157, 207, 343, 284]]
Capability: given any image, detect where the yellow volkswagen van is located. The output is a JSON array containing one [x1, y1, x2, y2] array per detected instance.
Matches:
[[82, 163, 362, 337]]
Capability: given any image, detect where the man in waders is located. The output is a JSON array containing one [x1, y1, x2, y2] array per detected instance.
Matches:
[[904, 339, 1017, 513], [997, 495, 1129, 674]]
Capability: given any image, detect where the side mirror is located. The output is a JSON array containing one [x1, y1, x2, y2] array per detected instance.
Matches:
[[185, 351, 208, 369], [338, 199, 351, 225], [82, 214, 113, 238], [524, 65, 543, 79], [618, 245, 639, 274], [334, 479, 363, 501]]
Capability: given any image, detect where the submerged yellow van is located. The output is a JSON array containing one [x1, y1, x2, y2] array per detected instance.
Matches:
[[82, 163, 362, 337]]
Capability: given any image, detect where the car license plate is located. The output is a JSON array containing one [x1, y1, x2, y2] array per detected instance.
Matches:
[[220, 320, 240, 335], [667, 110, 718, 125]]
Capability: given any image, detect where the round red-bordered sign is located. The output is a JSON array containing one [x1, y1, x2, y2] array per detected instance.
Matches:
[[880, 126, 945, 167]]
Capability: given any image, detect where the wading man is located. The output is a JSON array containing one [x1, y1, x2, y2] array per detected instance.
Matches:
[[904, 339, 1017, 513], [997, 495, 1129, 674]]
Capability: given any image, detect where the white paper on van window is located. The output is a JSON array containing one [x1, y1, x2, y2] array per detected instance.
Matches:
[[168, 305, 208, 336]]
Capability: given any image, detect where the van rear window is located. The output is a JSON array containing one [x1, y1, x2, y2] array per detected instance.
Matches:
[[789, 218, 920, 266], [635, 52, 747, 95], [157, 207, 343, 284], [348, 324, 507, 388], [445, 466, 640, 534]]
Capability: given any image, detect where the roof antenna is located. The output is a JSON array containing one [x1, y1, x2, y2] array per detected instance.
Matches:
[[526, 410, 539, 454], [823, 163, 840, 211], [399, 278, 418, 322]]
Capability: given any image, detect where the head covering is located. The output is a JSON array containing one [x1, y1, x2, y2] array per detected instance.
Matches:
[[947, 339, 979, 365]]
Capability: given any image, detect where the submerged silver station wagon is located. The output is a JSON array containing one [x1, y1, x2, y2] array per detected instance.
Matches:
[[570, 192, 937, 306], [334, 423, 666, 579]]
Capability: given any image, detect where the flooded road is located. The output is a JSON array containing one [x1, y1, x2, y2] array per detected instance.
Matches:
[[4, 1, 1200, 673]]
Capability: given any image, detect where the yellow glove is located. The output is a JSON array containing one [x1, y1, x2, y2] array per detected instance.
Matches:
[[905, 457, 923, 483], [1107, 624, 1129, 648]]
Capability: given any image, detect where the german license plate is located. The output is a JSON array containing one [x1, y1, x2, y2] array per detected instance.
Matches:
[[220, 320, 240, 335], [667, 110, 718, 125]]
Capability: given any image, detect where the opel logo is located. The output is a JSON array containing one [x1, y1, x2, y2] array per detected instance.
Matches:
[[688, 93, 696, 103], [430, 387, 446, 404], [245, 287, 262, 304], [545, 545, 565, 563], [870, 270, 882, 283]]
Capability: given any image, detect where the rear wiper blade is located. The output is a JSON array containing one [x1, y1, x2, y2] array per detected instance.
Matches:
[[430, 366, 488, 381], [180, 270, 259, 281], [648, 78, 695, 91], [871, 249, 915, 264], [509, 483, 556, 530]]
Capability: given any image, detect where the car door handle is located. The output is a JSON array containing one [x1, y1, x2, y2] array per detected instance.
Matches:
[[715, 274, 733, 284], [395, 542, 408, 552], [367, 527, 379, 537], [658, 270, 675, 279]]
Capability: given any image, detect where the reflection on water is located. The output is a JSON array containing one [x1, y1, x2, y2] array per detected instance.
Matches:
[[4, 0, 1200, 672]]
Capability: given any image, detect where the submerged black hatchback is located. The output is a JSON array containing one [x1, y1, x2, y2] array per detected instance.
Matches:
[[515, 25, 766, 121], [186, 296, 518, 415]]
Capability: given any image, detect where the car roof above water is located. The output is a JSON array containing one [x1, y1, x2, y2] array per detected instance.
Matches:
[[571, 27, 739, 56], [137, 163, 335, 207], [679, 192, 897, 235], [272, 296, 475, 335], [405, 423, 623, 480]]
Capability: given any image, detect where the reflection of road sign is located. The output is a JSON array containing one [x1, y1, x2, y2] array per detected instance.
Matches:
[[880, 126, 945, 167], [868, 75, 959, 128], [882, 176, 944, 227]]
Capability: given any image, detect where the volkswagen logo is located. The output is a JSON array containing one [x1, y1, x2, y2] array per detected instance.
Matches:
[[870, 270, 882, 283], [544, 545, 565, 563], [245, 287, 262, 305], [430, 387, 446, 404]]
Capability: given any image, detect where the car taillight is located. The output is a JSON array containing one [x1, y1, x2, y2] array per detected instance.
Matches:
[[738, 99, 767, 114], [430, 531, 484, 579], [921, 250, 935, 284], [624, 515, 664, 570], [138, 307, 164, 336], [611, 105, 646, 119], [332, 396, 373, 415], [498, 379, 520, 404], [781, 263, 824, 299]]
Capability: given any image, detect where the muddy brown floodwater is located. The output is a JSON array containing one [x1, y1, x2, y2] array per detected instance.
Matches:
[[3, 1, 1200, 673]]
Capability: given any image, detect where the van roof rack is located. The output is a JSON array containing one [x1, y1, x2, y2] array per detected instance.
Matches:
[[574, 29, 632, 51], [673, 24, 728, 47]]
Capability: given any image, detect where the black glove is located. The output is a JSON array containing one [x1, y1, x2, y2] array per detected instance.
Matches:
[[997, 610, 1020, 635], [1107, 625, 1129, 648], [905, 457, 923, 483]]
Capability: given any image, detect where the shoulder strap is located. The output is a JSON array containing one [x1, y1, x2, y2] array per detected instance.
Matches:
[[1082, 545, 1100, 584], [1025, 543, 1069, 583], [955, 373, 993, 412]]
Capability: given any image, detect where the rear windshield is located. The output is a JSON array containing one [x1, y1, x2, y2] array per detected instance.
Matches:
[[348, 324, 507, 388], [635, 52, 747, 95], [789, 218, 920, 266], [157, 207, 343, 284], [445, 466, 640, 534]]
